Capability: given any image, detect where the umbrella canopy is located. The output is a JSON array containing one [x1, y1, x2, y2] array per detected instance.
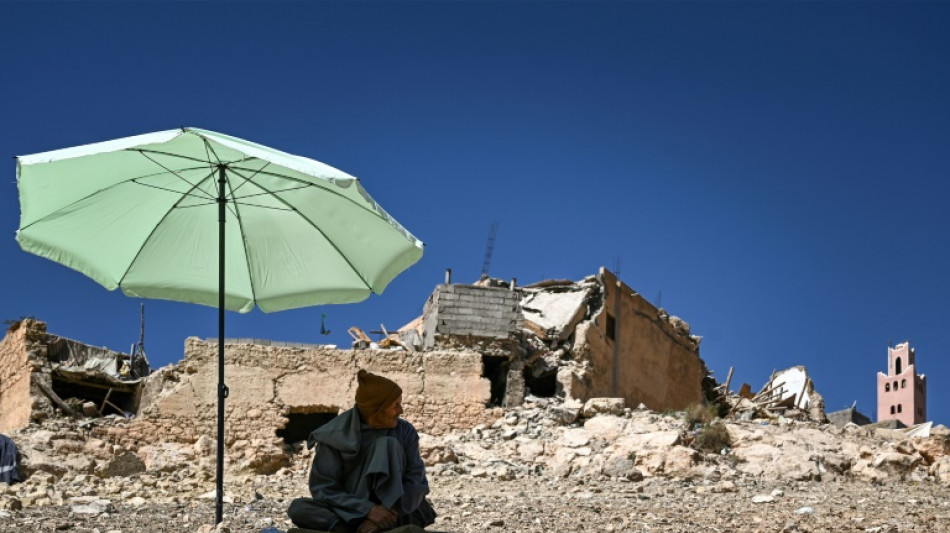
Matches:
[[16, 128, 424, 523], [17, 128, 423, 312]]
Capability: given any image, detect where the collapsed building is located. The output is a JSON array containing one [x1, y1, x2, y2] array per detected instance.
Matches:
[[0, 319, 149, 435], [723, 365, 827, 423], [408, 267, 708, 411], [0, 267, 713, 475]]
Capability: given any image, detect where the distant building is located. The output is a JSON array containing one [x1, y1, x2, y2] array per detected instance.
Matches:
[[827, 405, 872, 428], [876, 341, 926, 426]]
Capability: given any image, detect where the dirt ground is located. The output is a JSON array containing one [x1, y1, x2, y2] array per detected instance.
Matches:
[[1, 475, 947, 533]]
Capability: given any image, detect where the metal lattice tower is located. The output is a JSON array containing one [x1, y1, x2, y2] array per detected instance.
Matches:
[[481, 221, 499, 277]]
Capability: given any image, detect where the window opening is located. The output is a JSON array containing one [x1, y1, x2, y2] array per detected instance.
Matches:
[[897, 404, 902, 413], [890, 406, 895, 415], [895, 357, 902, 375], [885, 383, 890, 392], [605, 313, 616, 341]]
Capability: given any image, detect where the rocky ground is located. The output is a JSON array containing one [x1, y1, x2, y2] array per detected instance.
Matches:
[[1, 476, 948, 533], [2, 397, 949, 532]]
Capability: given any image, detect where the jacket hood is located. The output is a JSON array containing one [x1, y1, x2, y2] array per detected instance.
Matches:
[[306, 405, 363, 462]]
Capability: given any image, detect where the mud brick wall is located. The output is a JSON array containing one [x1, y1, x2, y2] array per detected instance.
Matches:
[[0, 320, 46, 434], [422, 284, 523, 348], [586, 269, 705, 411], [122, 339, 498, 456]]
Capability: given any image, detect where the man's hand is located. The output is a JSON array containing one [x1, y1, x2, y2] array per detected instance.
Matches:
[[356, 519, 381, 533], [366, 504, 397, 528]]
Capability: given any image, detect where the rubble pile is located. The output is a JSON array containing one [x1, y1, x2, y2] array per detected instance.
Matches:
[[2, 391, 950, 531], [415, 395, 950, 487]]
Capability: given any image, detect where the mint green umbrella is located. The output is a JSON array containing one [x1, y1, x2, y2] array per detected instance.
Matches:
[[16, 128, 424, 523]]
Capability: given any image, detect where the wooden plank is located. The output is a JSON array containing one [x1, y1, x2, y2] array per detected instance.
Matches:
[[99, 388, 114, 416], [36, 380, 80, 418], [723, 366, 735, 395]]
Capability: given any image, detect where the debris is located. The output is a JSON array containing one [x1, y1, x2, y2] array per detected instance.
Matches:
[[68, 497, 115, 515], [347, 326, 372, 349]]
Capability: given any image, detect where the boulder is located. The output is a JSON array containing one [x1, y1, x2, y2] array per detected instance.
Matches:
[[581, 398, 625, 418], [96, 451, 147, 478], [584, 415, 626, 441]]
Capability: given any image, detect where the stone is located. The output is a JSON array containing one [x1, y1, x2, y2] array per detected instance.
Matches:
[[872, 451, 921, 476], [584, 415, 626, 441], [517, 440, 544, 463], [69, 498, 115, 514], [663, 446, 698, 475], [198, 490, 234, 504], [96, 451, 146, 477], [138, 443, 195, 472], [601, 456, 642, 481], [549, 405, 580, 425], [582, 398, 626, 418], [559, 428, 591, 448]]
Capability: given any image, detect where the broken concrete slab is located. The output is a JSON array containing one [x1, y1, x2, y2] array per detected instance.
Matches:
[[520, 287, 590, 341]]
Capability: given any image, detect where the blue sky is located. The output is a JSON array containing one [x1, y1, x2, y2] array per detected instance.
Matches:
[[2, 2, 947, 424]]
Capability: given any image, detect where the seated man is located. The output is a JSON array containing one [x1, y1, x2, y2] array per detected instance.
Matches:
[[288, 370, 437, 533]]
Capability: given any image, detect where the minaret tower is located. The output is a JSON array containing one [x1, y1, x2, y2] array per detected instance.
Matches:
[[877, 341, 926, 426]]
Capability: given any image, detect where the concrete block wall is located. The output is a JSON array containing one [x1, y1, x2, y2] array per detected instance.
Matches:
[[422, 284, 523, 348]]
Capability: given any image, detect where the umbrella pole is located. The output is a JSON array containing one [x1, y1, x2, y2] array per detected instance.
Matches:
[[215, 165, 228, 524]]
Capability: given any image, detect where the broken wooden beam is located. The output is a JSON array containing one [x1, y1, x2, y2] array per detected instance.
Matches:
[[36, 380, 80, 418]]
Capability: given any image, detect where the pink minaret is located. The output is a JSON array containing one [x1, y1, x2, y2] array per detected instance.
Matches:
[[877, 341, 927, 426]]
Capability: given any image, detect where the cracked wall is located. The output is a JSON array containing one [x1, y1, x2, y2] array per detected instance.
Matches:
[[122, 338, 499, 462], [0, 321, 39, 433]]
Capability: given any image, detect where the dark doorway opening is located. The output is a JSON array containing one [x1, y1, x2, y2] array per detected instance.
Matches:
[[482, 355, 509, 407], [523, 367, 557, 397], [278, 412, 338, 446]]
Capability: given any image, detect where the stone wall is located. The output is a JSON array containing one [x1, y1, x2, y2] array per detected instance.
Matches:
[[113, 339, 500, 472], [585, 269, 705, 410], [0, 321, 40, 434], [422, 284, 523, 348]]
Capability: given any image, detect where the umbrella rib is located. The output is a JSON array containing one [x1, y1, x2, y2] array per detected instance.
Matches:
[[200, 135, 224, 167], [17, 162, 218, 233], [228, 166, 419, 248], [134, 146, 258, 169], [229, 202, 295, 212], [133, 151, 217, 201], [226, 168, 376, 292], [176, 201, 218, 209], [129, 148, 217, 165], [222, 172, 259, 307], [229, 162, 271, 195], [115, 171, 219, 287], [132, 180, 222, 201], [225, 166, 392, 223], [231, 184, 311, 201]]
